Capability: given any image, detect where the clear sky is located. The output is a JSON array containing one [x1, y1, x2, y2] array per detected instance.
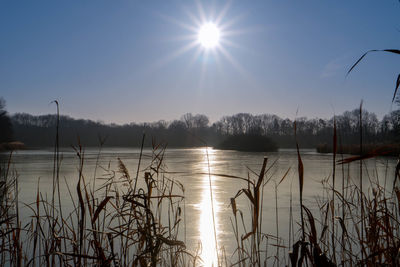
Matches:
[[1, 1, 399, 124]]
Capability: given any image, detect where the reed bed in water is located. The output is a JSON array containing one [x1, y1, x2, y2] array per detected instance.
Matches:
[[0, 140, 195, 266], [1, 120, 400, 266]]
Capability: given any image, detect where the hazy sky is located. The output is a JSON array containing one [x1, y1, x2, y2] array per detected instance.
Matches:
[[1, 1, 400, 124]]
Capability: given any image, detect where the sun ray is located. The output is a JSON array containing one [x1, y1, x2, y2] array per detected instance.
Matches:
[[219, 38, 243, 50], [223, 26, 265, 37], [157, 13, 199, 32], [195, 0, 207, 24], [215, 1, 232, 25], [218, 46, 259, 90], [214, 49, 224, 78], [218, 13, 247, 31], [182, 8, 203, 28], [166, 34, 198, 43], [218, 46, 246, 74], [198, 51, 208, 91], [174, 46, 204, 88], [153, 41, 198, 69], [188, 46, 204, 67]]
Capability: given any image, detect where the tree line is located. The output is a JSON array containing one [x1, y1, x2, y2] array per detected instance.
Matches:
[[7, 107, 400, 149]]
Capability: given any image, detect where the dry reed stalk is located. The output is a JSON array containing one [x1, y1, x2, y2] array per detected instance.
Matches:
[[331, 117, 337, 264]]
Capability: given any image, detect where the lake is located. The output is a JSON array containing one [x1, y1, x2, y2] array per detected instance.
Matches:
[[1, 147, 398, 266]]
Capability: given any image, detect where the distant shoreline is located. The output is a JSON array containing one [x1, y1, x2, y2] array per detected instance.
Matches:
[[316, 143, 400, 157]]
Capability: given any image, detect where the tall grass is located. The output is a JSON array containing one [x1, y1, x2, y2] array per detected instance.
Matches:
[[0, 140, 195, 266]]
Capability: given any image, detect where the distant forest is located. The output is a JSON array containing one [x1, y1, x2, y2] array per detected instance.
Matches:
[[5, 106, 400, 149]]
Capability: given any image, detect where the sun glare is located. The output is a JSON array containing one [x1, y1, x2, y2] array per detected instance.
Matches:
[[155, 1, 249, 85], [198, 23, 220, 49]]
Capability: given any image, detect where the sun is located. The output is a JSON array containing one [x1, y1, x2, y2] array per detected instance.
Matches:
[[198, 23, 220, 49], [155, 1, 248, 72]]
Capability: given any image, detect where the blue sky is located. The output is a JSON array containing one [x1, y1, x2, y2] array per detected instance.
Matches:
[[1, 1, 399, 124]]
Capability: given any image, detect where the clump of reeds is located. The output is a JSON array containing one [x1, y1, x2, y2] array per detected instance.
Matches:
[[288, 110, 400, 266], [226, 114, 400, 267], [0, 152, 21, 266], [0, 138, 195, 266], [228, 155, 293, 266], [290, 158, 400, 266]]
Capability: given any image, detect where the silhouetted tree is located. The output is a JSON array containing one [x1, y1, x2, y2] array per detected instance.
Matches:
[[0, 98, 13, 143]]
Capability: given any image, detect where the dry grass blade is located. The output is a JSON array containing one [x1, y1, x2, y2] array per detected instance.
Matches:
[[333, 118, 337, 155], [230, 197, 237, 215], [331, 117, 337, 265], [295, 120, 305, 242], [347, 50, 379, 76], [256, 157, 268, 189], [394, 159, 400, 189], [157, 235, 185, 247], [241, 231, 254, 241], [337, 148, 392, 164], [278, 167, 291, 186], [347, 49, 400, 76], [335, 217, 348, 238], [76, 160, 85, 265], [117, 158, 130, 181], [303, 206, 317, 245], [289, 240, 301, 267], [92, 196, 113, 223], [242, 189, 255, 207], [297, 153, 304, 199], [295, 137, 304, 198], [393, 74, 400, 102], [384, 49, 400, 55]]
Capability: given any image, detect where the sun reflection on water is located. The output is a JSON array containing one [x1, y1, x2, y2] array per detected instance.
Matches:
[[199, 148, 220, 267]]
